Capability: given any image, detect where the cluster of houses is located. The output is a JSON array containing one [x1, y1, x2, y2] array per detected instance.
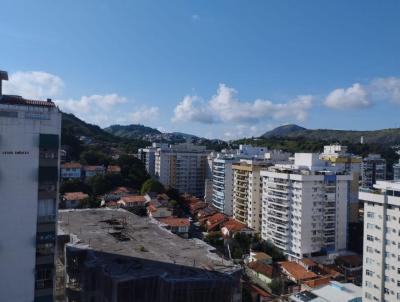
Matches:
[[180, 193, 254, 239], [60, 162, 121, 180], [61, 187, 191, 238], [242, 251, 363, 301]]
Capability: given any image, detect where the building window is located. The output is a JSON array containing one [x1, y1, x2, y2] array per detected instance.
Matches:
[[35, 266, 53, 290], [0, 110, 18, 118], [366, 270, 374, 276]]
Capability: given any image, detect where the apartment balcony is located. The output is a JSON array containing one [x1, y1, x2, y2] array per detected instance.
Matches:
[[266, 193, 288, 201], [267, 217, 288, 228], [235, 196, 247, 205], [267, 211, 289, 222], [266, 198, 290, 207], [236, 183, 248, 190], [235, 212, 247, 223], [267, 204, 289, 212]]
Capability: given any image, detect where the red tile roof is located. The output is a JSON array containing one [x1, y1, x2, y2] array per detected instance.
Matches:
[[109, 186, 134, 194], [0, 95, 56, 107], [300, 258, 317, 267], [222, 219, 248, 233], [248, 261, 274, 278], [120, 195, 147, 204], [159, 217, 190, 227], [336, 255, 363, 267], [107, 165, 121, 173], [302, 276, 331, 288], [279, 261, 318, 282], [64, 192, 89, 201], [62, 162, 82, 169]]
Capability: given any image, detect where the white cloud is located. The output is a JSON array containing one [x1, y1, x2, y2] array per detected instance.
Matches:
[[172, 95, 214, 123], [370, 77, 400, 104], [3, 71, 64, 99], [130, 106, 160, 124], [325, 77, 400, 110], [324, 83, 371, 110], [223, 124, 263, 140], [172, 84, 313, 124], [57, 94, 127, 114], [57, 97, 160, 126]]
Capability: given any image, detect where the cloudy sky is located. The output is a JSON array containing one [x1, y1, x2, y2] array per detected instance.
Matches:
[[1, 1, 400, 139]]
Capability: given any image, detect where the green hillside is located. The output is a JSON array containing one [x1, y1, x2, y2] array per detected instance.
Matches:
[[262, 124, 400, 144]]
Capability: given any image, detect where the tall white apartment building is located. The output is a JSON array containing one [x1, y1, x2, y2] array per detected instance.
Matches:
[[0, 72, 61, 302], [359, 181, 400, 302], [261, 153, 352, 260], [211, 155, 239, 215], [362, 154, 387, 189], [138, 143, 168, 177], [232, 160, 269, 232], [321, 144, 362, 223], [155, 143, 208, 197]]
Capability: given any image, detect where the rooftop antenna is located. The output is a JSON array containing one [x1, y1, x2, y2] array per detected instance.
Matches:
[[0, 70, 9, 96]]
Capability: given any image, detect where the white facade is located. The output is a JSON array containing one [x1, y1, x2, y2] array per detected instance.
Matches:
[[261, 153, 352, 259], [138, 143, 168, 177], [211, 156, 238, 215], [0, 94, 61, 302], [359, 181, 400, 302], [155, 143, 208, 197]]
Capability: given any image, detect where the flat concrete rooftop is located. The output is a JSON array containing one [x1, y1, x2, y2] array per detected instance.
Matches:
[[58, 209, 239, 276]]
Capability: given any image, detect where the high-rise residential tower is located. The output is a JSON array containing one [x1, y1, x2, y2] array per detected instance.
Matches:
[[232, 159, 269, 232], [211, 155, 239, 215], [359, 181, 400, 302], [321, 144, 362, 223], [138, 143, 168, 178], [261, 153, 352, 260], [361, 154, 387, 189], [0, 71, 62, 302], [155, 143, 208, 197]]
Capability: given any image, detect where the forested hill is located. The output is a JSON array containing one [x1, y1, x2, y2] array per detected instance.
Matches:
[[262, 124, 400, 145]]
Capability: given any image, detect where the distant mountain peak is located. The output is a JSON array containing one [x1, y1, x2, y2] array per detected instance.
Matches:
[[262, 124, 307, 138]]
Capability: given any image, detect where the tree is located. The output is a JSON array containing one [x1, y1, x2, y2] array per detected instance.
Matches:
[[60, 179, 91, 195], [140, 179, 165, 194], [232, 247, 243, 259], [117, 155, 149, 189], [88, 173, 125, 196], [269, 278, 284, 295], [78, 196, 101, 209], [80, 149, 112, 166]]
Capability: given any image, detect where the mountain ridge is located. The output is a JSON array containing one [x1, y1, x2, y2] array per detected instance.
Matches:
[[262, 124, 400, 144]]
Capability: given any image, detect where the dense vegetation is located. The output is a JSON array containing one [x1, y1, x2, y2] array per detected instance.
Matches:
[[262, 124, 400, 144], [105, 124, 161, 138]]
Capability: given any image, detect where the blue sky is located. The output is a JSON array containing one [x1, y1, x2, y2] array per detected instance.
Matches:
[[1, 0, 400, 139]]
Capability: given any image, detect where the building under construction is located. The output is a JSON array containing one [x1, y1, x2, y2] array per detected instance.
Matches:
[[56, 209, 242, 302]]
